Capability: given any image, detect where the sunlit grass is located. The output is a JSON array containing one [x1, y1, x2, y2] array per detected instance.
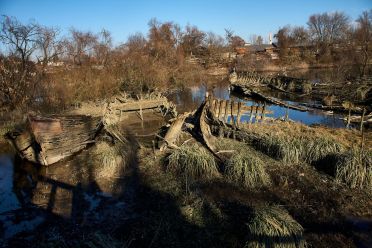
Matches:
[[245, 205, 306, 248], [226, 152, 271, 188], [335, 148, 372, 190], [167, 144, 219, 180], [251, 132, 343, 165]]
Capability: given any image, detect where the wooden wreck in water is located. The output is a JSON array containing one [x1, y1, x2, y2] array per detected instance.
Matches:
[[6, 115, 102, 166]]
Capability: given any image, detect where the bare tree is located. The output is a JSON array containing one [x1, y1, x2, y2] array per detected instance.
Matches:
[[126, 32, 147, 53], [291, 26, 309, 45], [93, 28, 112, 66], [36, 25, 63, 66], [67, 28, 97, 65], [0, 15, 39, 69], [147, 18, 177, 61], [225, 28, 245, 49], [354, 10, 372, 76], [307, 12, 350, 44], [256, 35, 263, 45], [181, 24, 206, 56]]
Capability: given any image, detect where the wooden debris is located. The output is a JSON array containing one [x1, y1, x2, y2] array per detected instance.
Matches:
[[6, 115, 102, 166], [159, 113, 190, 151]]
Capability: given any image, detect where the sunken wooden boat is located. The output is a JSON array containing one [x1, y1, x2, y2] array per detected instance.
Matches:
[[6, 115, 102, 166]]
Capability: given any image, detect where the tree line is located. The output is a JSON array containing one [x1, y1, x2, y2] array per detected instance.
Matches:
[[274, 10, 372, 75], [0, 10, 371, 111]]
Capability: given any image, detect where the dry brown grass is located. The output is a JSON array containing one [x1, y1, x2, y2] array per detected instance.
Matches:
[[242, 122, 346, 164], [245, 205, 306, 248]]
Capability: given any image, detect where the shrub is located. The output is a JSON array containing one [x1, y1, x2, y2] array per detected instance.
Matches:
[[245, 205, 306, 248], [226, 152, 271, 188], [167, 144, 219, 180]]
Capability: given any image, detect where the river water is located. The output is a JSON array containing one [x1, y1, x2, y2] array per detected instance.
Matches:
[[168, 79, 347, 128]]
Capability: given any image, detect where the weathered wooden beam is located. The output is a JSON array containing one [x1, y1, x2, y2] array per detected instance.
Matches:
[[159, 113, 190, 151], [111, 99, 167, 112]]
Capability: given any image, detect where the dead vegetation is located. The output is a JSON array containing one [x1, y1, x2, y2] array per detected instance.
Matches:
[[245, 205, 306, 248], [334, 148, 372, 190], [226, 152, 271, 188], [167, 143, 219, 180]]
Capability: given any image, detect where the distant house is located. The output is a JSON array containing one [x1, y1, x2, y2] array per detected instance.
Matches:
[[235, 43, 279, 60]]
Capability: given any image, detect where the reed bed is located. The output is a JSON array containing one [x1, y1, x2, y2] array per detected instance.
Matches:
[[167, 144, 219, 180], [245, 205, 306, 248]]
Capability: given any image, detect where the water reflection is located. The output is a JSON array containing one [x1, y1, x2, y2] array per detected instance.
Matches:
[[169, 80, 346, 128]]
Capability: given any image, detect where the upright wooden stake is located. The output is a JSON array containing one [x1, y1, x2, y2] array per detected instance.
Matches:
[[253, 105, 259, 123], [261, 102, 266, 122], [360, 108, 366, 132], [285, 106, 289, 121], [224, 100, 230, 123], [231, 101, 235, 126], [346, 105, 351, 128], [249, 105, 254, 123], [237, 101, 242, 127]]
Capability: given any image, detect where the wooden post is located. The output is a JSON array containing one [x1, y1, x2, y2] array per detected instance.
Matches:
[[220, 100, 226, 121], [254, 104, 259, 123], [360, 108, 366, 132], [237, 101, 242, 127], [230, 101, 235, 126], [346, 105, 351, 128], [224, 100, 230, 123], [249, 105, 254, 123], [261, 102, 266, 122], [139, 103, 143, 121], [214, 99, 219, 117], [285, 106, 289, 121], [210, 99, 216, 117]]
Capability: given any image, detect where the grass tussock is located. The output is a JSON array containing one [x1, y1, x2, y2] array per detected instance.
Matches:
[[304, 137, 343, 164], [226, 152, 271, 188], [245, 205, 306, 248], [93, 141, 128, 178], [335, 149, 372, 190], [245, 123, 344, 165], [167, 144, 219, 180]]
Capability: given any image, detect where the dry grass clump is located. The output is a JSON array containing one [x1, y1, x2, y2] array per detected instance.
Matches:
[[335, 149, 372, 190], [226, 152, 271, 188], [167, 144, 219, 180], [322, 95, 336, 106], [243, 122, 344, 165], [301, 82, 312, 94], [253, 134, 302, 164], [245, 205, 306, 248], [93, 141, 127, 178], [304, 137, 343, 164]]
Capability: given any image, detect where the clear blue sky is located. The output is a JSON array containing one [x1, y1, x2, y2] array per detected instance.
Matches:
[[1, 0, 371, 44]]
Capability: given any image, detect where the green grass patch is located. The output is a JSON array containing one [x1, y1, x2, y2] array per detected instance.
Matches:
[[245, 205, 306, 248]]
